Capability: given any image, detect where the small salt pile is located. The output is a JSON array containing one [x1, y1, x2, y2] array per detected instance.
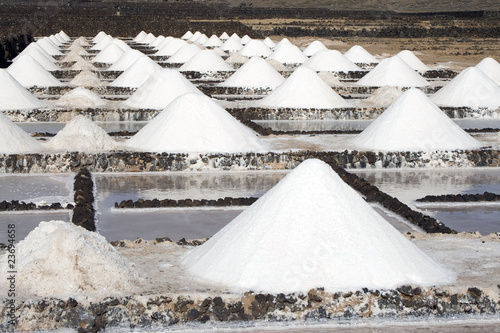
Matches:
[[363, 86, 403, 107], [431, 67, 500, 108], [193, 34, 209, 45], [92, 31, 108, 43], [0, 69, 45, 110], [110, 56, 161, 88], [91, 34, 113, 50], [275, 37, 292, 48], [239, 40, 272, 58], [61, 51, 87, 63], [353, 88, 481, 152], [0, 107, 43, 153], [179, 50, 233, 72], [7, 54, 64, 87], [220, 57, 285, 89], [68, 43, 89, 56], [302, 40, 328, 57], [239, 35, 252, 45], [397, 50, 430, 72], [69, 70, 102, 87], [166, 44, 202, 64], [219, 32, 230, 40], [344, 45, 379, 64], [46, 116, 117, 152], [127, 93, 266, 153], [55, 87, 106, 108], [150, 35, 166, 47], [263, 37, 276, 49], [181, 31, 193, 40], [225, 53, 249, 65], [475, 57, 500, 85], [108, 49, 144, 71], [155, 38, 188, 56], [154, 36, 174, 50], [188, 31, 202, 42], [204, 35, 223, 48], [303, 50, 362, 72], [92, 43, 126, 63], [0, 221, 137, 297], [267, 43, 307, 65], [259, 66, 350, 109], [357, 55, 429, 87], [185, 159, 455, 293], [133, 31, 148, 42], [123, 69, 203, 109], [70, 60, 98, 71], [230, 33, 241, 41], [141, 33, 156, 44], [220, 37, 243, 53]]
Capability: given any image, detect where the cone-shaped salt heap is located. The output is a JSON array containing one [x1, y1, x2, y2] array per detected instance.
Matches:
[[61, 51, 87, 64], [219, 32, 230, 40], [353, 89, 481, 151], [181, 31, 193, 40], [110, 56, 161, 88], [155, 38, 187, 56], [92, 43, 126, 63], [15, 46, 60, 71], [166, 44, 202, 64], [7, 54, 63, 87], [150, 35, 166, 47], [185, 159, 456, 293], [92, 31, 108, 44], [70, 60, 98, 71], [344, 45, 379, 64], [36, 38, 63, 56], [46, 116, 117, 152], [431, 67, 500, 108], [475, 57, 500, 85], [193, 34, 209, 45], [357, 56, 429, 87], [188, 31, 202, 42], [302, 40, 328, 57], [108, 49, 144, 71], [179, 50, 233, 72], [220, 57, 285, 89], [55, 87, 106, 108], [239, 35, 251, 45], [263, 37, 276, 49], [141, 33, 156, 44], [0, 69, 45, 110], [397, 50, 430, 72], [0, 109, 43, 153], [259, 67, 350, 109], [204, 35, 223, 48], [133, 31, 147, 42], [267, 43, 307, 65], [123, 69, 202, 109], [239, 40, 272, 58], [70, 70, 102, 87], [127, 93, 266, 153], [303, 50, 362, 72], [91, 34, 112, 50], [220, 37, 243, 53]]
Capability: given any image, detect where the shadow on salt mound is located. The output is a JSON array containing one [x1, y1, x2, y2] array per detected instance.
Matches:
[[127, 93, 266, 153], [122, 69, 203, 109], [362, 86, 403, 107], [353, 88, 482, 152], [45, 115, 118, 152], [219, 57, 285, 89], [258, 66, 350, 109], [0, 221, 138, 297], [7, 54, 64, 88], [70, 70, 102, 87], [55, 87, 106, 108], [179, 50, 233, 72], [475, 57, 500, 85], [185, 159, 456, 294], [0, 108, 44, 154], [110, 56, 161, 88], [0, 69, 46, 111], [431, 67, 500, 108]]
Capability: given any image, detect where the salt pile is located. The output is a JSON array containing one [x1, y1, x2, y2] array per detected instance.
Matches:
[[357, 56, 429, 87], [55, 87, 106, 108], [181, 31, 193, 40], [108, 49, 144, 71], [219, 32, 229, 40], [230, 33, 241, 41], [275, 38, 292, 48], [179, 50, 233, 72], [155, 38, 188, 56], [15, 46, 60, 71], [127, 93, 265, 153], [36, 38, 63, 56], [363, 86, 403, 107], [344, 45, 379, 64], [110, 56, 161, 88], [91, 34, 113, 50], [240, 35, 252, 45], [92, 31, 108, 44], [7, 54, 63, 87], [59, 31, 71, 41], [61, 51, 87, 64], [220, 57, 285, 89], [317, 71, 344, 87], [185, 159, 455, 293], [353, 88, 481, 151], [166, 44, 202, 64], [193, 34, 209, 45], [204, 35, 223, 48], [225, 53, 249, 65], [70, 60, 98, 71], [150, 35, 166, 47], [259, 67, 350, 109], [68, 42, 89, 55], [267, 44, 307, 65], [92, 43, 126, 63], [154, 36, 174, 50], [303, 50, 362, 72], [133, 31, 147, 42], [397, 50, 430, 71], [0, 107, 43, 153], [220, 37, 243, 53], [188, 31, 202, 42], [263, 37, 276, 49], [0, 69, 45, 110], [0, 221, 137, 296], [49, 35, 63, 46], [302, 40, 328, 57], [123, 69, 202, 109], [141, 33, 156, 44], [239, 40, 272, 58], [69, 70, 102, 87], [431, 67, 500, 108], [46, 116, 118, 152], [475, 57, 500, 85]]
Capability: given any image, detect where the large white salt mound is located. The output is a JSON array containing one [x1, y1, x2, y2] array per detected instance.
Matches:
[[475, 57, 500, 85], [110, 56, 161, 88], [230, 33, 241, 41], [263, 37, 276, 49], [127, 93, 265, 153], [61, 51, 86, 63], [267, 44, 307, 65], [397, 50, 430, 71], [91, 34, 113, 50], [303, 40, 328, 57], [188, 31, 202, 42], [108, 49, 144, 71], [357, 56, 429, 87], [345, 45, 379, 64], [259, 67, 350, 109], [69, 70, 102, 87], [181, 31, 193, 40], [123, 69, 202, 109], [91, 43, 126, 63], [353, 88, 481, 152], [239, 40, 272, 58], [55, 87, 106, 108], [59, 31, 71, 41], [219, 32, 230, 40], [0, 221, 137, 296], [46, 116, 118, 152], [93, 31, 108, 44], [431, 67, 500, 108], [179, 50, 233, 72], [0, 69, 45, 110], [68, 43, 89, 55], [185, 159, 456, 293], [166, 44, 202, 64], [141, 33, 156, 44], [220, 37, 243, 53], [36, 38, 63, 56], [70, 60, 98, 71], [0, 107, 43, 153], [7, 54, 64, 87], [303, 50, 362, 72], [155, 38, 188, 56], [15, 46, 60, 71], [193, 34, 209, 45], [363, 86, 403, 107], [150, 35, 166, 47], [134, 31, 147, 42], [240, 35, 251, 45], [275, 38, 292, 48], [220, 57, 285, 89], [204, 35, 223, 48]]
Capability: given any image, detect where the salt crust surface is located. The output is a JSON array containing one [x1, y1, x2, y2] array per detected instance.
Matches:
[[220, 57, 285, 89], [345, 45, 379, 64], [303, 50, 362, 72], [110, 56, 161, 88], [0, 220, 138, 297], [0, 108, 44, 153], [185, 159, 456, 293], [127, 92, 266, 153], [259, 67, 350, 108], [353, 88, 482, 152], [179, 50, 234, 72], [475, 57, 500, 85], [55, 87, 106, 108], [45, 115, 118, 152], [0, 69, 45, 110], [6, 54, 64, 87]]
